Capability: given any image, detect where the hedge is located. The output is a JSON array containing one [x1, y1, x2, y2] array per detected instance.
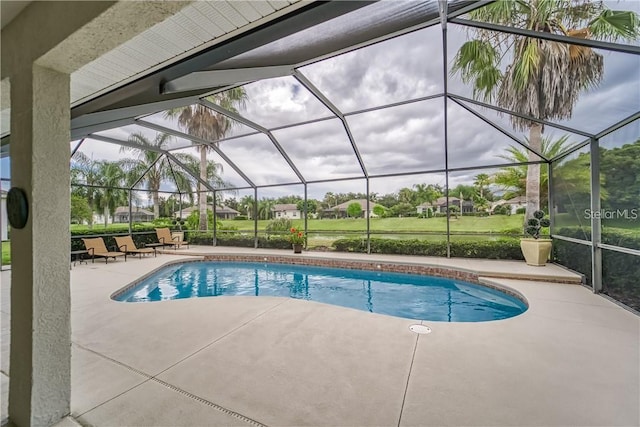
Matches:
[[554, 227, 640, 311], [332, 237, 523, 260], [188, 232, 292, 249], [70, 226, 179, 251]]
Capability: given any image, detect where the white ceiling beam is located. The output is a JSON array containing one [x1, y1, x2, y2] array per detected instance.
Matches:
[[161, 65, 294, 94]]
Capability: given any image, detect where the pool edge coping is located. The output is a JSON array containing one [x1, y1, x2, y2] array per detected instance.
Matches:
[[109, 254, 531, 309]]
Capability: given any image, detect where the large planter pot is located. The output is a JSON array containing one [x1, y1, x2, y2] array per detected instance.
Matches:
[[293, 244, 303, 254], [520, 238, 552, 266]]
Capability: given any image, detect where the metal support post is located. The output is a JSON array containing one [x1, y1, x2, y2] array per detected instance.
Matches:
[[366, 178, 371, 254], [127, 190, 133, 235], [304, 184, 308, 250], [590, 138, 602, 292], [213, 190, 217, 247], [254, 188, 258, 249]]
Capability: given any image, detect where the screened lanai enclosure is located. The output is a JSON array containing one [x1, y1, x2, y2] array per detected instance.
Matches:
[[1, 0, 639, 310]]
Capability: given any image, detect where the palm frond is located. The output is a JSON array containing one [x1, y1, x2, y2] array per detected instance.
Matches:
[[589, 9, 640, 41], [451, 40, 502, 101], [511, 39, 540, 91], [470, 0, 525, 25]]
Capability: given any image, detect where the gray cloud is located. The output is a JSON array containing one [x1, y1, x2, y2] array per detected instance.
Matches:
[[74, 16, 638, 200]]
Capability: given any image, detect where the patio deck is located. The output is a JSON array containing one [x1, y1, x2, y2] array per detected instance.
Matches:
[[1, 247, 638, 426]]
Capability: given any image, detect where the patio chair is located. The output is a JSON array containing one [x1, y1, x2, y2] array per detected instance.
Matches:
[[155, 228, 189, 249], [82, 237, 126, 264], [114, 235, 156, 258]]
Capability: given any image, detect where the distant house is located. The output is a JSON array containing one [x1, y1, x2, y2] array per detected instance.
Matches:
[[324, 199, 385, 218], [113, 206, 154, 223], [272, 204, 301, 219], [491, 196, 526, 214], [430, 196, 474, 214], [174, 206, 197, 219], [416, 202, 432, 215], [216, 205, 240, 220], [176, 205, 239, 220]]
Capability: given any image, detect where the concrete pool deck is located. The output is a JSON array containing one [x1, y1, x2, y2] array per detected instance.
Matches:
[[1, 247, 638, 426]]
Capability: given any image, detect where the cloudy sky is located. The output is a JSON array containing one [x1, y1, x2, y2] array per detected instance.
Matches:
[[3, 1, 639, 201]]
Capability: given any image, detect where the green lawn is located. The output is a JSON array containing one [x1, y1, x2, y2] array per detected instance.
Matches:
[[222, 215, 525, 234], [2, 241, 10, 266], [71, 223, 137, 232], [66, 213, 638, 243]]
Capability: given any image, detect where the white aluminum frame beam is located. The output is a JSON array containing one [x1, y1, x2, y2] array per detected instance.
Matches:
[[162, 66, 295, 95], [199, 98, 306, 183]]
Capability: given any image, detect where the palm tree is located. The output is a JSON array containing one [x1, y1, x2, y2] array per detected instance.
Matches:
[[179, 155, 236, 228], [120, 132, 194, 218], [452, 0, 639, 219], [258, 198, 276, 220], [240, 195, 256, 220], [398, 187, 416, 205], [323, 192, 337, 209], [473, 173, 490, 199], [71, 152, 102, 228], [165, 88, 248, 230], [94, 161, 128, 228], [413, 183, 442, 204], [493, 135, 573, 205]]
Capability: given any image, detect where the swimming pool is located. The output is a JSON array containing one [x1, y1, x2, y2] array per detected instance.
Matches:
[[114, 261, 527, 322]]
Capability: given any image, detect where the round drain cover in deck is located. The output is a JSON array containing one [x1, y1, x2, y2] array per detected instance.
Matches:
[[409, 324, 432, 334]]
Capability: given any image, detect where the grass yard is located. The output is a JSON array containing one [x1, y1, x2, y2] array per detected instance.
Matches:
[[71, 223, 137, 232], [2, 241, 10, 266], [222, 215, 525, 234]]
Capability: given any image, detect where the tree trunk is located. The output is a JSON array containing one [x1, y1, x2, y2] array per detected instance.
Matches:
[[199, 147, 207, 231], [525, 123, 543, 223], [88, 194, 94, 228], [152, 191, 160, 219], [103, 204, 109, 228]]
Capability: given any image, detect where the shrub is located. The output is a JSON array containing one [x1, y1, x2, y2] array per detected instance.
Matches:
[[71, 226, 160, 251], [260, 236, 292, 249], [187, 232, 292, 250], [216, 234, 255, 247], [492, 204, 511, 216], [499, 227, 522, 236], [525, 210, 550, 239], [234, 215, 247, 220], [331, 237, 523, 259], [373, 205, 386, 218], [265, 218, 292, 234], [188, 232, 214, 246], [515, 207, 526, 215], [152, 217, 173, 227], [347, 203, 362, 218]]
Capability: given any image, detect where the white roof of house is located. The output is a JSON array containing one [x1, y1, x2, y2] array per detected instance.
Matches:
[[433, 196, 460, 205], [218, 205, 240, 214], [114, 206, 153, 215], [272, 203, 298, 211], [177, 205, 239, 216], [332, 199, 385, 210]]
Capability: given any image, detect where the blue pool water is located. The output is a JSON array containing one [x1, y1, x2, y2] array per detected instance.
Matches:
[[114, 262, 527, 322]]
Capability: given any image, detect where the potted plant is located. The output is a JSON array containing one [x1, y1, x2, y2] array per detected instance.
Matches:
[[520, 210, 552, 266], [288, 227, 306, 254]]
